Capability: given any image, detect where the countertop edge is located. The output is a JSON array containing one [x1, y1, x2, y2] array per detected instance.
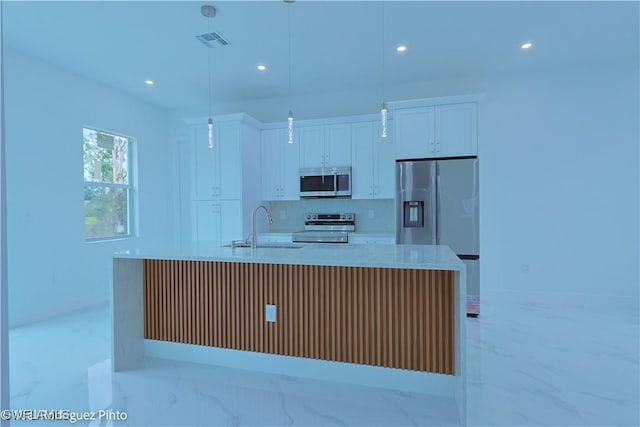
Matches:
[[113, 243, 465, 272]]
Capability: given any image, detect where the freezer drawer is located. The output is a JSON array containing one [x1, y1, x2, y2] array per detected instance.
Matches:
[[462, 258, 480, 316]]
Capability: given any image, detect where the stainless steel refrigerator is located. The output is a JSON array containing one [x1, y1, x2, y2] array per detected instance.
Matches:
[[396, 158, 480, 316]]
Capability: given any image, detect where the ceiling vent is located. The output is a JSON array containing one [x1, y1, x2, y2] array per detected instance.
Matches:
[[196, 32, 230, 48]]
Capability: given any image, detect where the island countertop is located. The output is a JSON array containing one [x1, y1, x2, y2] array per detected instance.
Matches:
[[114, 242, 465, 271]]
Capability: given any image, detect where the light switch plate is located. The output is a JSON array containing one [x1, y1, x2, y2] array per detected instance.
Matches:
[[265, 304, 277, 323]]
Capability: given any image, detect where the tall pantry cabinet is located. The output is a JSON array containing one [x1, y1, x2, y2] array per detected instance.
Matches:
[[184, 114, 262, 244]]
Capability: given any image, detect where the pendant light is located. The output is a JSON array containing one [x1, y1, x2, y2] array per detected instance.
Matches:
[[201, 5, 216, 149], [288, 110, 294, 144], [285, 0, 295, 144], [380, 1, 388, 139]]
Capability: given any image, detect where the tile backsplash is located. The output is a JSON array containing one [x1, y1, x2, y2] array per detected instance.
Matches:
[[268, 199, 395, 233]]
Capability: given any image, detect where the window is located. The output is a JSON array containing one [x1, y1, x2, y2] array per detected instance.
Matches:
[[83, 128, 133, 240]]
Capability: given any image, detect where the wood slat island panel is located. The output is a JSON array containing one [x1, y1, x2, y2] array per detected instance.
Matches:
[[143, 260, 455, 375]]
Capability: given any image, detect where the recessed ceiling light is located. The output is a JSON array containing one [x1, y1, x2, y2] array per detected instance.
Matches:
[[520, 42, 533, 50], [396, 45, 407, 53], [257, 64, 267, 71], [145, 80, 154, 86]]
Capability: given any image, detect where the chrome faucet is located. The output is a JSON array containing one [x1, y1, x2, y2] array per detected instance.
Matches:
[[251, 205, 273, 249]]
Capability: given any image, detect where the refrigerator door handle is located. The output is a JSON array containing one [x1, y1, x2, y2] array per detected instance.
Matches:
[[436, 162, 441, 245]]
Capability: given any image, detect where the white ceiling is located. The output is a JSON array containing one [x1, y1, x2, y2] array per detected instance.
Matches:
[[3, 1, 639, 111]]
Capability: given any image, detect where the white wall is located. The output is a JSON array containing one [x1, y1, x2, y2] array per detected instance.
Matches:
[[4, 48, 175, 327], [480, 62, 636, 299], [0, 0, 10, 415], [179, 59, 639, 298], [477, 61, 638, 298]]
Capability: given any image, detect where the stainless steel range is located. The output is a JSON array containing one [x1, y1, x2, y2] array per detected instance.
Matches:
[[292, 213, 355, 243]]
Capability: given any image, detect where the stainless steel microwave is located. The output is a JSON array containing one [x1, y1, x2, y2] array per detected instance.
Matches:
[[299, 167, 352, 198]]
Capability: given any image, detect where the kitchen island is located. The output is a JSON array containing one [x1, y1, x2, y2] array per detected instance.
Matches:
[[112, 243, 467, 424]]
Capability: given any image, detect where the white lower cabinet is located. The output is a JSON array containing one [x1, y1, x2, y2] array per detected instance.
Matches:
[[257, 233, 293, 244], [349, 234, 395, 245], [192, 200, 242, 244]]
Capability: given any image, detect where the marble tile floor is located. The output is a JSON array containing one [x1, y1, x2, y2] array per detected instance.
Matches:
[[8, 291, 639, 427], [9, 306, 458, 427]]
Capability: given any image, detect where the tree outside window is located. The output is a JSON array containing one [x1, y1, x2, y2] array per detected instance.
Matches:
[[83, 128, 133, 240]]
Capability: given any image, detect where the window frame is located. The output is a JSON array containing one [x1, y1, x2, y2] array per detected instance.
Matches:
[[83, 127, 135, 242]]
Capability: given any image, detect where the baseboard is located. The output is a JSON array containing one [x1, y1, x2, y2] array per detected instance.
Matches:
[[481, 289, 638, 311]]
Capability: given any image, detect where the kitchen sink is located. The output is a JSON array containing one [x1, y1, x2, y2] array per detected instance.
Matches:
[[222, 242, 304, 249]]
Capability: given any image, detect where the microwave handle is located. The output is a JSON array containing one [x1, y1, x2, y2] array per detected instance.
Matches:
[[333, 173, 338, 196]]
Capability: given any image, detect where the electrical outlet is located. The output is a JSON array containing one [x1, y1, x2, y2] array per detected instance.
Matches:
[[368, 209, 375, 219], [265, 304, 277, 323], [521, 263, 530, 273]]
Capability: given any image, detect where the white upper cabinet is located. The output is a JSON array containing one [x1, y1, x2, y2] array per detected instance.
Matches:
[[351, 122, 374, 199], [193, 125, 217, 200], [261, 128, 300, 201], [394, 106, 436, 160], [351, 121, 394, 199], [192, 121, 241, 200], [435, 103, 478, 157], [300, 124, 351, 168], [281, 133, 300, 199], [299, 126, 324, 167], [261, 129, 281, 201], [324, 124, 352, 167], [374, 121, 395, 199], [351, 122, 375, 199], [394, 102, 477, 159]]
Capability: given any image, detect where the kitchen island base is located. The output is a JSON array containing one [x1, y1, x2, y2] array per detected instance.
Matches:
[[112, 244, 466, 425]]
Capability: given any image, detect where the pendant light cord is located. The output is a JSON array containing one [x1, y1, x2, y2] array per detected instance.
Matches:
[[288, 3, 292, 113], [207, 17, 212, 119], [381, 0, 385, 104]]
